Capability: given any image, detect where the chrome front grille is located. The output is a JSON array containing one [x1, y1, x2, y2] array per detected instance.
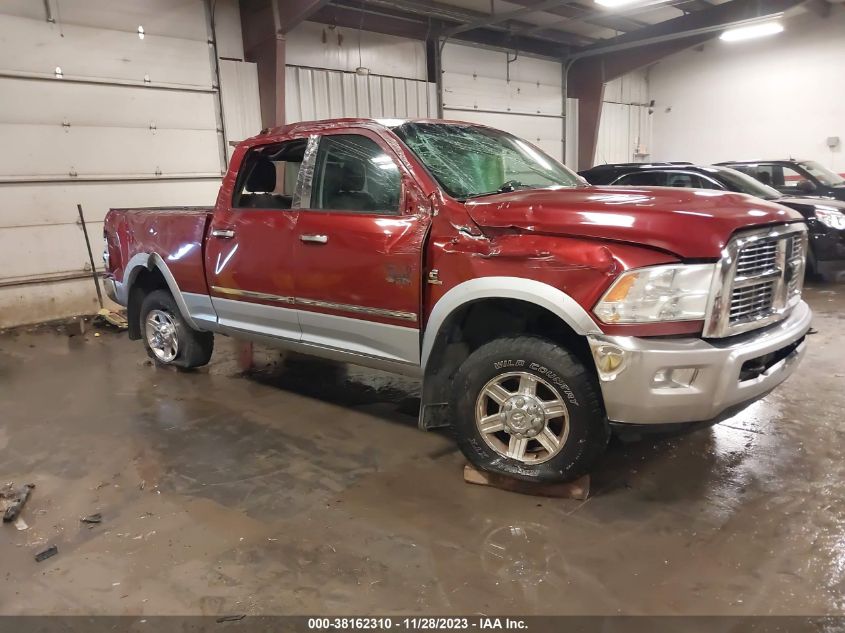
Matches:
[[729, 281, 775, 321], [735, 241, 778, 277], [704, 224, 808, 338]]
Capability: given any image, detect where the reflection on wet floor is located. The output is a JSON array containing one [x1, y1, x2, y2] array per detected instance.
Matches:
[[0, 283, 843, 615]]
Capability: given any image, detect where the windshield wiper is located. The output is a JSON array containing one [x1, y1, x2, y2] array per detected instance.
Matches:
[[496, 179, 528, 193], [463, 182, 537, 200]]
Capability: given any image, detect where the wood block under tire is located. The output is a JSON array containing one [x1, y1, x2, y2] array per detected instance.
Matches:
[[463, 463, 590, 499]]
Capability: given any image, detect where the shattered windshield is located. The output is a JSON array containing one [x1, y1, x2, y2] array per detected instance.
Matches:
[[392, 122, 580, 200]]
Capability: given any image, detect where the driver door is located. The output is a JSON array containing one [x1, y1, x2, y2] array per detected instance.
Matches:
[[291, 129, 430, 366]]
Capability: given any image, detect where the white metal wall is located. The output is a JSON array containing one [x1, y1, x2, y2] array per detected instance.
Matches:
[[284, 21, 434, 123], [286, 66, 436, 122], [441, 42, 565, 162], [594, 71, 652, 166], [0, 0, 240, 328], [649, 7, 845, 173], [285, 21, 427, 79]]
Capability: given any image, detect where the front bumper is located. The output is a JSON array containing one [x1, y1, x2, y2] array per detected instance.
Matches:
[[588, 301, 812, 425]]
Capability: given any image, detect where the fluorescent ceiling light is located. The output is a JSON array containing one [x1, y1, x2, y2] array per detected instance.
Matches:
[[720, 21, 784, 42], [595, 0, 671, 8]]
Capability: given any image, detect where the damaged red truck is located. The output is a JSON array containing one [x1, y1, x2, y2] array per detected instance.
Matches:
[[103, 119, 811, 482]]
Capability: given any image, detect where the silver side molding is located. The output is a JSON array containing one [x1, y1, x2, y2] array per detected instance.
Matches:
[[296, 298, 417, 322], [211, 285, 294, 304], [209, 286, 417, 322]]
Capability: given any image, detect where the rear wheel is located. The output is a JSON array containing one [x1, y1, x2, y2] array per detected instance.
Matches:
[[140, 289, 213, 369], [451, 336, 609, 482]]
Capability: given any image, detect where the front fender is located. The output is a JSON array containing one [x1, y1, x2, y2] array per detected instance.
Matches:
[[420, 276, 601, 370]]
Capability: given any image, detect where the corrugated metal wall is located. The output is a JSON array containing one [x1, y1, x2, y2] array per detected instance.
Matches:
[[0, 0, 257, 328], [594, 71, 652, 166], [285, 66, 435, 122], [441, 42, 566, 162], [284, 21, 434, 124]]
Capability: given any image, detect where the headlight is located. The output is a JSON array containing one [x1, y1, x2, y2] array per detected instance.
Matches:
[[815, 207, 845, 230], [594, 264, 715, 324]]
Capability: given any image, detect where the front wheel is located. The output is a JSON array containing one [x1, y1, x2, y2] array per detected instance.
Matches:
[[140, 289, 213, 369], [451, 336, 609, 483]]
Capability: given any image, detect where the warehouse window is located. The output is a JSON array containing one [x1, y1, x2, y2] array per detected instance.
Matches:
[[233, 139, 307, 210], [309, 135, 401, 214]]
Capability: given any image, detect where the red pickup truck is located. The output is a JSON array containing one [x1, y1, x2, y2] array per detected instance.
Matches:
[[104, 118, 811, 483]]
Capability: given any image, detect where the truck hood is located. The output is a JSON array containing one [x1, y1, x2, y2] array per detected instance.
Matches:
[[464, 186, 803, 259]]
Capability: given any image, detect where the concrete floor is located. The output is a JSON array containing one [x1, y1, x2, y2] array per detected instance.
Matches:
[[1, 284, 843, 616]]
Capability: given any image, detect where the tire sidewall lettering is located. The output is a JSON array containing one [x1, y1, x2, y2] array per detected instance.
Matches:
[[488, 358, 580, 407]]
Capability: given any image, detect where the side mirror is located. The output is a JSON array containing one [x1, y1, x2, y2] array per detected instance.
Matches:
[[797, 179, 817, 194], [402, 175, 428, 215]]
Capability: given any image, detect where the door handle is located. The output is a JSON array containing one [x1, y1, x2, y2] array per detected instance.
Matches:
[[300, 234, 328, 244], [211, 229, 236, 239]]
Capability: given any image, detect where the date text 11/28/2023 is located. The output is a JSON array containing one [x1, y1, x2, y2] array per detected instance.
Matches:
[[307, 617, 528, 630]]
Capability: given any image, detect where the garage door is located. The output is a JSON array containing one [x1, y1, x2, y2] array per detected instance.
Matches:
[[594, 72, 652, 165], [0, 0, 225, 328], [441, 42, 565, 162]]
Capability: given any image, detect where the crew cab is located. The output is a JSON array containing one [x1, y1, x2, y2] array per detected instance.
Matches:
[[580, 163, 845, 281], [103, 118, 812, 483]]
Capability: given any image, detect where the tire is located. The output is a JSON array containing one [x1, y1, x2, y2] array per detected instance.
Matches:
[[451, 336, 609, 483], [140, 289, 213, 369]]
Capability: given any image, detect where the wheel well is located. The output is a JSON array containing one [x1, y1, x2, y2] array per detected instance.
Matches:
[[127, 266, 169, 340], [420, 298, 594, 429]]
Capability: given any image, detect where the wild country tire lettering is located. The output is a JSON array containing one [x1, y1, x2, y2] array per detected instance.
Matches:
[[492, 359, 579, 406]]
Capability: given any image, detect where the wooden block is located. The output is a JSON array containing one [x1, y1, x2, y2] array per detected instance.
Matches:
[[463, 463, 590, 500], [66, 318, 86, 337], [237, 341, 255, 372]]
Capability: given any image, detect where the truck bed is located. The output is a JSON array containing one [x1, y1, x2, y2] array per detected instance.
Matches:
[[104, 206, 214, 296]]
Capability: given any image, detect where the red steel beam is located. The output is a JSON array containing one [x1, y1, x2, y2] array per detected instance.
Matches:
[[240, 0, 286, 127]]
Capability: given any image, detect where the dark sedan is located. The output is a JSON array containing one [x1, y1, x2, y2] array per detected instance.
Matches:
[[579, 163, 845, 281]]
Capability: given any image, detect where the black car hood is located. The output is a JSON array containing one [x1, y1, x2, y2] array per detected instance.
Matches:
[[777, 196, 845, 214]]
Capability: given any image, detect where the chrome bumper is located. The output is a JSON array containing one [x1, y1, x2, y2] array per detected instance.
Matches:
[[588, 301, 812, 425]]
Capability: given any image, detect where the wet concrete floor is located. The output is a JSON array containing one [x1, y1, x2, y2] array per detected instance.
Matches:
[[1, 284, 844, 616]]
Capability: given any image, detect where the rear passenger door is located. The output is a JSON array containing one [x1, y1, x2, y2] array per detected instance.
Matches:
[[292, 129, 430, 366], [204, 136, 310, 340]]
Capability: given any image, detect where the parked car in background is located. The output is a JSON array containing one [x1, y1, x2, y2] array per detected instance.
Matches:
[[716, 159, 845, 202], [103, 119, 811, 483], [579, 163, 845, 281]]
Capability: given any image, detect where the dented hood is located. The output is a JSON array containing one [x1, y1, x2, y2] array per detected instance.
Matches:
[[464, 186, 803, 259]]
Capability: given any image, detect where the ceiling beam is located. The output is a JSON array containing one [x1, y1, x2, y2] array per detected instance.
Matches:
[[442, 0, 574, 37], [575, 0, 803, 52], [277, 0, 332, 33], [350, 0, 593, 45], [311, 0, 594, 55]]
